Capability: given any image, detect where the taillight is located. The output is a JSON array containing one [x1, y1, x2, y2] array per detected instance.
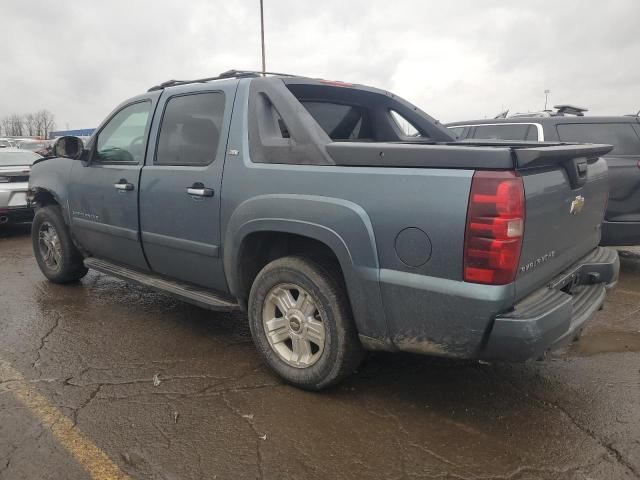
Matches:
[[464, 171, 525, 285]]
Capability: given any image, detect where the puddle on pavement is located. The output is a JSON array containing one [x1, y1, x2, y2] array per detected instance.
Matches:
[[571, 330, 640, 356]]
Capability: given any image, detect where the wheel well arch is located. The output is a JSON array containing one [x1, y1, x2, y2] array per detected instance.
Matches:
[[31, 188, 59, 207], [235, 231, 345, 307]]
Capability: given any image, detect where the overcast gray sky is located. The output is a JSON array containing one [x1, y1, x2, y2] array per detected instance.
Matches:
[[2, 0, 639, 130]]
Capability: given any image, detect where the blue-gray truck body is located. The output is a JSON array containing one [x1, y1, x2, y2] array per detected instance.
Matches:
[[29, 74, 619, 361]]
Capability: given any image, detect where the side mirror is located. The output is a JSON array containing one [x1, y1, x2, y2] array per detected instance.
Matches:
[[53, 136, 84, 159]]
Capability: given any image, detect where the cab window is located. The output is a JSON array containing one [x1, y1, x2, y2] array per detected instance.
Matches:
[[155, 92, 225, 166], [95, 101, 151, 163]]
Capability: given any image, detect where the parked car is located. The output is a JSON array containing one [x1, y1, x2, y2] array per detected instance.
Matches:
[[0, 148, 40, 224], [16, 139, 51, 152], [447, 107, 640, 246], [0, 138, 16, 148], [28, 71, 619, 389]]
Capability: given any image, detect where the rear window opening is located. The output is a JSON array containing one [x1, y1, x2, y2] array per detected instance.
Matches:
[[285, 83, 432, 143], [390, 110, 422, 137], [301, 101, 372, 141]]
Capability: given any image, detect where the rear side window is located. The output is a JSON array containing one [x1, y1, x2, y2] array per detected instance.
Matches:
[[556, 123, 640, 155], [300, 101, 372, 140], [156, 92, 225, 166], [470, 124, 538, 141]]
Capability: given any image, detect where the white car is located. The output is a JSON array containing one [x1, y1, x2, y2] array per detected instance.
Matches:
[[0, 148, 41, 224]]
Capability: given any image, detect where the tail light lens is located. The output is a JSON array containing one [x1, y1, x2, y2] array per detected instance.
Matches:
[[464, 171, 525, 285]]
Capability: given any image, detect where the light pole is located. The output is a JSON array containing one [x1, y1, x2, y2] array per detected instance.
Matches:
[[260, 0, 266, 75], [544, 89, 550, 111]]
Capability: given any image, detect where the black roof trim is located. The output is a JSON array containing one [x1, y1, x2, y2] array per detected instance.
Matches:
[[147, 69, 300, 92]]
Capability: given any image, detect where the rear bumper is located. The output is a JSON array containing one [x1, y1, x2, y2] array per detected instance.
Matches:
[[480, 247, 619, 361], [601, 220, 640, 246]]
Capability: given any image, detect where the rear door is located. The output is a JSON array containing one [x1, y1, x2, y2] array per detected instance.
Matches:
[[556, 121, 640, 222], [68, 97, 157, 270], [139, 83, 237, 291]]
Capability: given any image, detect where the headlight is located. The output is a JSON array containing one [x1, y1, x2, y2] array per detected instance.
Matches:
[[0, 176, 9, 183]]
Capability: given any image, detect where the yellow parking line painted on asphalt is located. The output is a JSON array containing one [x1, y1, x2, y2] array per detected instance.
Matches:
[[0, 360, 131, 480]]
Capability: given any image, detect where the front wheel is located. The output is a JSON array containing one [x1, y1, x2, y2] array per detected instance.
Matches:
[[32, 206, 88, 283], [248, 256, 364, 390]]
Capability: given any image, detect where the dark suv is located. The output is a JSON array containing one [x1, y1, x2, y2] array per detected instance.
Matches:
[[447, 107, 640, 246]]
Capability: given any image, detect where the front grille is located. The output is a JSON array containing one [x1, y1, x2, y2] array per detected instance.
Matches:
[[9, 175, 29, 182], [1, 174, 29, 183]]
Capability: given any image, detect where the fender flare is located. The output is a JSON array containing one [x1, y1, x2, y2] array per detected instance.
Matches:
[[224, 194, 390, 342], [28, 157, 75, 225]]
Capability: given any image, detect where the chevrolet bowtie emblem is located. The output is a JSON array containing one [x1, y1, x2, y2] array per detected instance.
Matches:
[[570, 195, 585, 215]]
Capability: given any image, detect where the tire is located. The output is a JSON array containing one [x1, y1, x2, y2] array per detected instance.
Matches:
[[248, 256, 364, 390], [32, 206, 88, 283]]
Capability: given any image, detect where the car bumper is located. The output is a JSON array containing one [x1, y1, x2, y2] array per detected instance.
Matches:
[[601, 220, 640, 246], [0, 182, 33, 223], [480, 247, 619, 361], [0, 181, 29, 208]]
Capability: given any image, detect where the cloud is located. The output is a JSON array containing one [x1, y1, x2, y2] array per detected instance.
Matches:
[[1, 0, 638, 129]]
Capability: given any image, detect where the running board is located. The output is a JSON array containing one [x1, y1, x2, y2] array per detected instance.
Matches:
[[84, 257, 240, 312]]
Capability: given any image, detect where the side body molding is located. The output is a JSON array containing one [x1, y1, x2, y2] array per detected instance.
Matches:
[[224, 194, 391, 345]]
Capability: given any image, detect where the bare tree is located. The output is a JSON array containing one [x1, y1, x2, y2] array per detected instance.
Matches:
[[34, 110, 55, 138], [3, 114, 25, 136], [0, 111, 57, 138], [24, 113, 37, 136]]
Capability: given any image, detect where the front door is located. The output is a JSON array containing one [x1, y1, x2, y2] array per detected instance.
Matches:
[[139, 84, 236, 291], [68, 98, 156, 270]]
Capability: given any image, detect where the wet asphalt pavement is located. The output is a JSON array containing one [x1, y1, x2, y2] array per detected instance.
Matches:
[[0, 223, 639, 480]]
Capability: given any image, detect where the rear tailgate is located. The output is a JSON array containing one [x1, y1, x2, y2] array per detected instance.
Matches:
[[511, 143, 612, 300]]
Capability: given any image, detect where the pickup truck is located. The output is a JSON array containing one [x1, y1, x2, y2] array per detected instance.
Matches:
[[28, 70, 619, 390]]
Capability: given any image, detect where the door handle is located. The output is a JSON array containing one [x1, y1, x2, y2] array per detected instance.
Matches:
[[186, 183, 214, 197], [114, 180, 134, 191]]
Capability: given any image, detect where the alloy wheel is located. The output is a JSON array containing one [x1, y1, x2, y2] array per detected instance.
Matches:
[[262, 283, 326, 368]]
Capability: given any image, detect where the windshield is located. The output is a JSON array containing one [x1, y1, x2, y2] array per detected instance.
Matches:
[[0, 150, 41, 167]]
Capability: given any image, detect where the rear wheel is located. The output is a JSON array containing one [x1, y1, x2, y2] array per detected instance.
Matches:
[[248, 256, 364, 390], [32, 206, 88, 283]]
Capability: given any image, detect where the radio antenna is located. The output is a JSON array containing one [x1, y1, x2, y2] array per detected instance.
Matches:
[[260, 0, 266, 75]]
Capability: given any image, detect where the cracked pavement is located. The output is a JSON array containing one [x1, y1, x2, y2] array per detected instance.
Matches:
[[0, 223, 639, 480]]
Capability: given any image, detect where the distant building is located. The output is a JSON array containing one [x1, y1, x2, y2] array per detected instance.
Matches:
[[49, 128, 95, 140]]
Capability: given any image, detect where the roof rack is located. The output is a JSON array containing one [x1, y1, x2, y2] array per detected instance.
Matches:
[[508, 104, 589, 118], [147, 69, 299, 92], [553, 104, 588, 116]]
